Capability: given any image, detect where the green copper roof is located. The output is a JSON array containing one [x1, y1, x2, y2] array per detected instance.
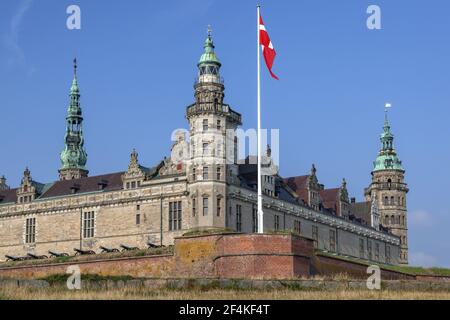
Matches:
[[373, 114, 404, 172], [60, 59, 88, 170], [198, 33, 221, 67]]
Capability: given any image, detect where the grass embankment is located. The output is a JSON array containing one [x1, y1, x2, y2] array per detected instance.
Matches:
[[0, 287, 449, 300], [317, 251, 450, 277]]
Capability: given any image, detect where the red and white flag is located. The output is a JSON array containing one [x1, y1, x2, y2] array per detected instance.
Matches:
[[259, 15, 279, 80]]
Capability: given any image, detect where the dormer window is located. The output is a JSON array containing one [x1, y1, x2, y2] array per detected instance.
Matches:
[[98, 180, 108, 190], [71, 184, 81, 194]]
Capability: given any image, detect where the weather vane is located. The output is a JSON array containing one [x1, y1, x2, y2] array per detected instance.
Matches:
[[207, 25, 212, 37], [385, 102, 392, 120], [73, 58, 77, 77]]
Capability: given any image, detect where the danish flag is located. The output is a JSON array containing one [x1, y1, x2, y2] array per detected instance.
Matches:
[[259, 15, 279, 80]]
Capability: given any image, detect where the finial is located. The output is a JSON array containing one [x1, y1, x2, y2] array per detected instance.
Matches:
[[266, 144, 272, 157], [73, 58, 77, 78], [207, 25, 212, 38], [311, 164, 317, 175], [342, 178, 347, 188], [384, 102, 391, 123]]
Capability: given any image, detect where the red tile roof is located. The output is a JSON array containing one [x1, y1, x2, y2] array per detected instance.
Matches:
[[0, 188, 18, 204], [319, 188, 340, 212], [284, 176, 309, 203], [40, 172, 124, 199]]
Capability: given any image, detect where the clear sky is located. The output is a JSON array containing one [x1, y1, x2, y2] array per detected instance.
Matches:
[[0, 0, 449, 267]]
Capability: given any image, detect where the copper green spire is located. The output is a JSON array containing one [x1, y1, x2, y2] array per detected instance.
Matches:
[[373, 109, 404, 172], [59, 59, 88, 180], [198, 26, 222, 82]]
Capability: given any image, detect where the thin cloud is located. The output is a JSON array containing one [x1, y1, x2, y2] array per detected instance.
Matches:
[[409, 210, 434, 227], [409, 252, 438, 267], [2, 0, 34, 68]]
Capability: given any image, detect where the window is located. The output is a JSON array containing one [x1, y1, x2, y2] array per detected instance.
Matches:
[[136, 205, 141, 225], [359, 238, 365, 259], [384, 196, 389, 206], [390, 196, 395, 205], [375, 243, 380, 261], [203, 119, 208, 131], [131, 181, 136, 189], [203, 167, 209, 180], [126, 182, 130, 189], [169, 201, 182, 231], [216, 197, 221, 217], [385, 245, 391, 264], [274, 215, 280, 231], [367, 239, 373, 260], [25, 218, 36, 244], [216, 167, 221, 180], [203, 197, 209, 216], [236, 205, 242, 232], [203, 143, 209, 156], [329, 230, 336, 252], [312, 226, 319, 248], [192, 198, 197, 217], [83, 212, 95, 239], [294, 220, 301, 235], [217, 120, 221, 131], [252, 205, 258, 233]]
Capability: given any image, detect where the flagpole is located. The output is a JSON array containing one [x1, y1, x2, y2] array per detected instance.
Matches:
[[257, 5, 264, 234]]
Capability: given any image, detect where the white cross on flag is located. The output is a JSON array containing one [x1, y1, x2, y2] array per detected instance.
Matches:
[[259, 15, 279, 80]]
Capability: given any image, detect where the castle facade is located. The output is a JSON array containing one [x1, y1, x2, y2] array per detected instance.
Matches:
[[0, 33, 408, 264]]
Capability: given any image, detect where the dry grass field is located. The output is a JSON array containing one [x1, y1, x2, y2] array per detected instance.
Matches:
[[1, 287, 449, 300]]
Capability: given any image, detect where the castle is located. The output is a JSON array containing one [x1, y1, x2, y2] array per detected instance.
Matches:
[[0, 32, 408, 264]]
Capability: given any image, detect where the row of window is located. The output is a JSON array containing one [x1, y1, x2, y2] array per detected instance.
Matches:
[[19, 195, 33, 204], [192, 197, 222, 217], [382, 195, 405, 207], [384, 214, 406, 226], [192, 167, 221, 181], [202, 119, 222, 131], [23, 202, 185, 244], [125, 180, 141, 190]]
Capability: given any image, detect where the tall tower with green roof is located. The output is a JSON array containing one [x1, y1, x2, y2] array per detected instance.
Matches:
[[185, 28, 242, 230], [59, 59, 88, 181], [365, 111, 409, 264]]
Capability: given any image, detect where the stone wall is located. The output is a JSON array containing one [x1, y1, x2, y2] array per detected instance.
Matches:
[[312, 254, 414, 280], [0, 233, 435, 281], [0, 233, 313, 280]]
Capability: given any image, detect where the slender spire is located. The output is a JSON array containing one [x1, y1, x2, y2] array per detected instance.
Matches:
[[198, 25, 221, 68], [372, 105, 404, 172], [59, 59, 88, 180]]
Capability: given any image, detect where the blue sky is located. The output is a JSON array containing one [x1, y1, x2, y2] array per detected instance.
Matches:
[[0, 0, 449, 267]]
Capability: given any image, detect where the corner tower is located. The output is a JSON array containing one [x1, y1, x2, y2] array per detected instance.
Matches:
[[186, 28, 242, 229], [365, 111, 409, 264], [59, 59, 88, 181]]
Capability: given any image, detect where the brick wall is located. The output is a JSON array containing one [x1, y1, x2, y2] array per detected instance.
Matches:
[[0, 233, 314, 280]]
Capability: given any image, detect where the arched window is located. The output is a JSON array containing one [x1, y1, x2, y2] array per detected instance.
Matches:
[[387, 179, 392, 189], [391, 215, 395, 224], [390, 196, 395, 205], [384, 196, 389, 206]]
